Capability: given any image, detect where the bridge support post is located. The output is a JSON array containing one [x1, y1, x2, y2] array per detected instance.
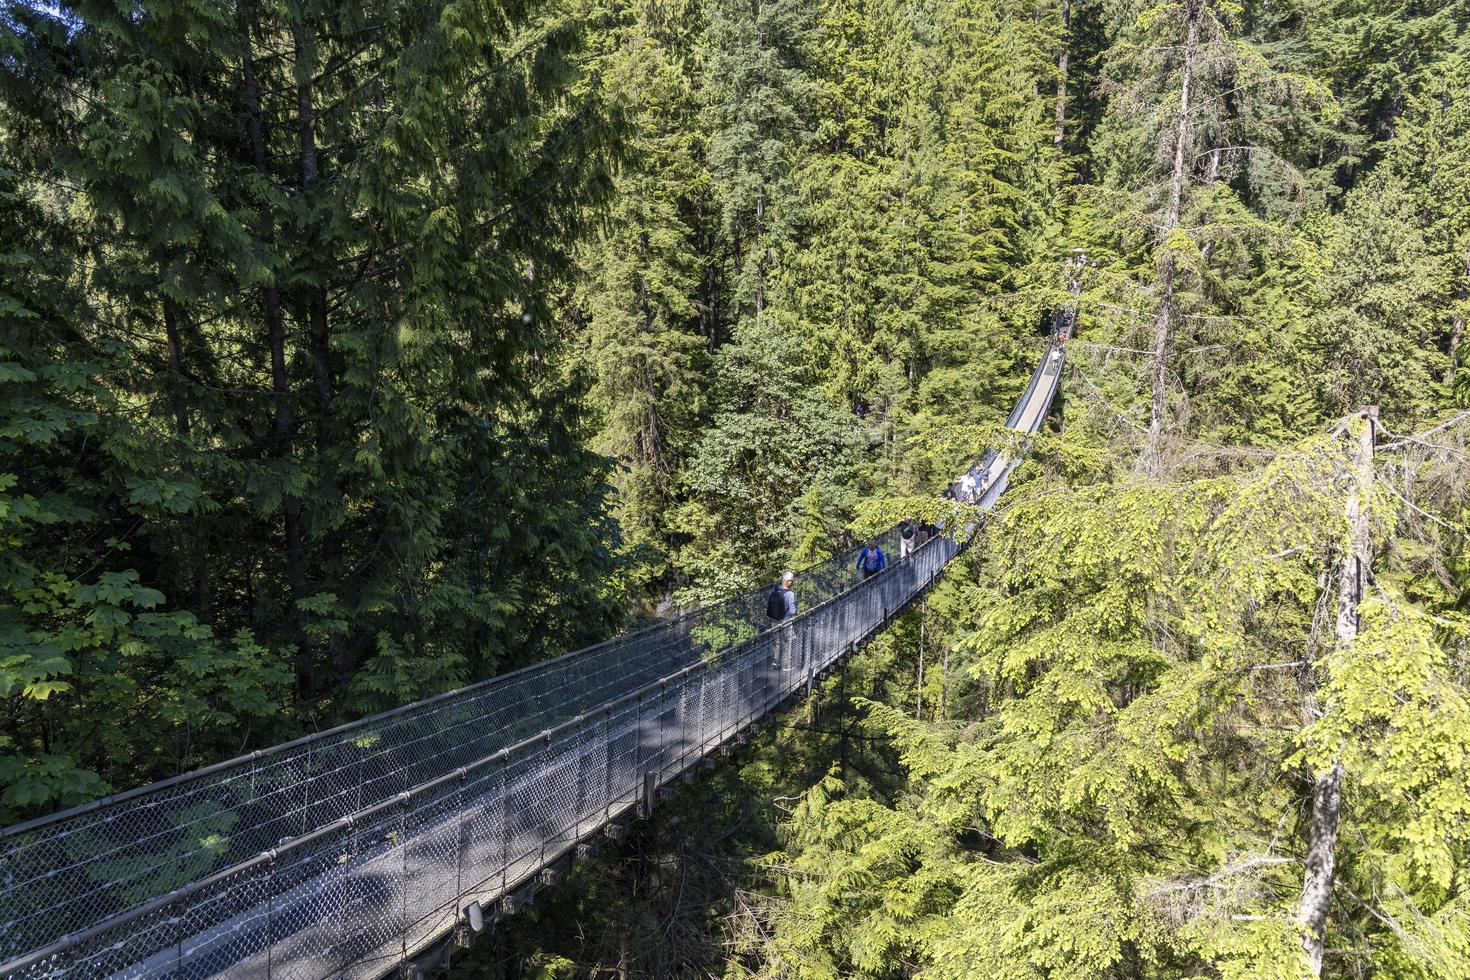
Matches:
[[266, 857, 276, 979], [839, 659, 850, 774], [641, 770, 656, 819]]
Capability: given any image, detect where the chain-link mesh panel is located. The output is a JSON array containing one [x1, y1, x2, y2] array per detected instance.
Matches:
[[457, 765, 507, 898], [1, 530, 898, 958], [397, 786, 462, 973], [5, 532, 965, 980]]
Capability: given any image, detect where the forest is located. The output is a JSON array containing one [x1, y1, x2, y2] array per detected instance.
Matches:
[[2, 0, 1469, 975]]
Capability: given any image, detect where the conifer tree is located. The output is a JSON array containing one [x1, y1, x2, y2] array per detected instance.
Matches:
[[704, 0, 820, 319], [670, 314, 863, 600], [1295, 0, 1470, 174], [578, 0, 711, 592], [1089, 0, 1330, 472], [750, 429, 1470, 977], [1384, 54, 1470, 389], [0, 126, 287, 816], [1303, 176, 1448, 420], [0, 0, 627, 814]]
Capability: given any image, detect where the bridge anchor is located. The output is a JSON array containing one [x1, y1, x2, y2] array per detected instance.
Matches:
[[501, 886, 532, 916]]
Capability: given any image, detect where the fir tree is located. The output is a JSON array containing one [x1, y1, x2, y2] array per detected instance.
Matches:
[[704, 0, 821, 319], [578, 0, 712, 594], [0, 0, 628, 815]]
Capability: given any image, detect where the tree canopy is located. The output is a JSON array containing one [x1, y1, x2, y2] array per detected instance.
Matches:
[[2, 0, 1468, 975]]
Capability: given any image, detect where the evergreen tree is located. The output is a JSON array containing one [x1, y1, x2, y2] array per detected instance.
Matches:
[[1384, 53, 1470, 389], [0, 0, 627, 817], [1302, 175, 1448, 420], [670, 314, 864, 601], [751, 431, 1470, 977], [1296, 0, 1470, 176], [0, 150, 288, 814], [6, 0, 1470, 971], [1087, 0, 1332, 471], [704, 0, 821, 319], [578, 0, 712, 594]]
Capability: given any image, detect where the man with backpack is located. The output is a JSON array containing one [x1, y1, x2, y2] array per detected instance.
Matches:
[[766, 571, 797, 668], [856, 540, 887, 579], [767, 571, 796, 623]]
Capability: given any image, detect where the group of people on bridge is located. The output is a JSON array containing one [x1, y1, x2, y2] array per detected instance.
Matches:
[[954, 463, 993, 504], [765, 514, 943, 631]]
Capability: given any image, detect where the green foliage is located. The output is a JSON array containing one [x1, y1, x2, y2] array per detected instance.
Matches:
[[5, 0, 1470, 973], [704, 0, 821, 317], [577, 0, 1067, 610], [576, 0, 712, 592], [1303, 592, 1470, 893], [0, 0, 627, 821], [458, 0, 1470, 972], [671, 314, 865, 601], [740, 421, 1470, 977], [0, 164, 290, 817], [1302, 175, 1449, 420]]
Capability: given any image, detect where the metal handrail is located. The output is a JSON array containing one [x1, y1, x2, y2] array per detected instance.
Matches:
[[3, 535, 965, 978]]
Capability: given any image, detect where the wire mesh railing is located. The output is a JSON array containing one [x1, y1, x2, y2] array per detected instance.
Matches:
[[4, 533, 961, 980], [1, 333, 1065, 980], [0, 525, 906, 962]]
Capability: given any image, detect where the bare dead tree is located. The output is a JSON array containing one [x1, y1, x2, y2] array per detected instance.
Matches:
[[1296, 407, 1376, 974]]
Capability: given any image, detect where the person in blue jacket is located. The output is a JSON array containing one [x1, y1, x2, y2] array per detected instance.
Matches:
[[856, 540, 887, 579]]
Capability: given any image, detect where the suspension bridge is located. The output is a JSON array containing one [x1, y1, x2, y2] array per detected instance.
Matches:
[[0, 332, 1067, 980]]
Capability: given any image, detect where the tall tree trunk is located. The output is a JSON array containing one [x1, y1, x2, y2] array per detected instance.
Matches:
[[294, 28, 332, 440], [1143, 0, 1200, 476], [1054, 0, 1071, 148], [161, 297, 192, 442], [1297, 406, 1376, 975], [241, 0, 308, 644], [1299, 761, 1343, 975], [162, 295, 211, 619], [694, 212, 721, 349], [939, 644, 950, 722], [1198, 148, 1221, 264], [754, 187, 766, 315], [293, 19, 351, 684], [635, 218, 667, 474], [915, 601, 925, 720], [700, 255, 720, 349]]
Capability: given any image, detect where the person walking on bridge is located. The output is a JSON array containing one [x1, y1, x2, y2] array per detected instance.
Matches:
[[767, 571, 796, 623], [766, 571, 797, 668], [856, 540, 887, 579], [959, 469, 978, 502], [899, 517, 918, 558]]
